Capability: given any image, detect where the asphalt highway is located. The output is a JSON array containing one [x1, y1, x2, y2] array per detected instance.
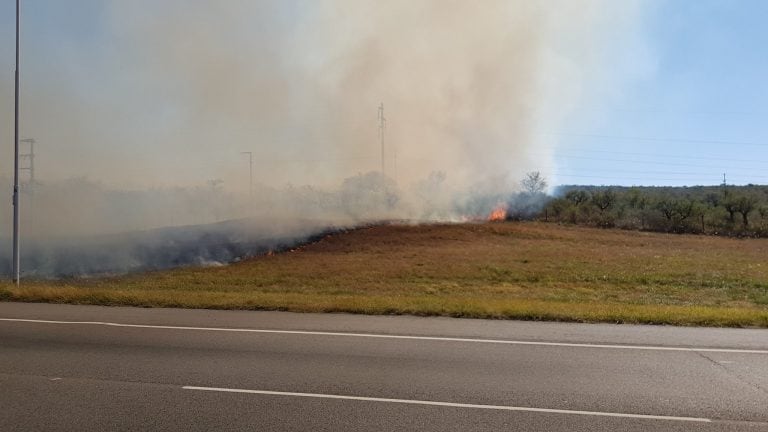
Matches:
[[0, 302, 767, 431]]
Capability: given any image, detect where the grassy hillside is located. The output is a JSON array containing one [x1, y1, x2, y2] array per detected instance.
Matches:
[[2, 222, 768, 327]]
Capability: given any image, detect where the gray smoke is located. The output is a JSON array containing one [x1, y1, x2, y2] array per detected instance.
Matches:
[[0, 1, 650, 277]]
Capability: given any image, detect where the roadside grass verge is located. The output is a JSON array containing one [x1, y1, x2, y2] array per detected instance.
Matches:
[[2, 222, 768, 327]]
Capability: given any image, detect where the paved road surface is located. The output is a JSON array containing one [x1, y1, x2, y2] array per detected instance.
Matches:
[[0, 302, 767, 431]]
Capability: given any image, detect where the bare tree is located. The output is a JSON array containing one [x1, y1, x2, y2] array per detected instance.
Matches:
[[521, 171, 547, 195]]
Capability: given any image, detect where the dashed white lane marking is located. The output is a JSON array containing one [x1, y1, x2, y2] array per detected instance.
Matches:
[[1, 318, 767, 354], [182, 386, 712, 423]]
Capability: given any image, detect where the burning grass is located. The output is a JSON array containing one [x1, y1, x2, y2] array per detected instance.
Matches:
[[2, 222, 768, 327]]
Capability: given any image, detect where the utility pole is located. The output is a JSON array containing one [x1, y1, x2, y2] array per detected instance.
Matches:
[[378, 102, 386, 176], [12, 0, 20, 284]]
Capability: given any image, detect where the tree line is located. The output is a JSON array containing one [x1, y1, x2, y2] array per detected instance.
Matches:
[[539, 184, 768, 236]]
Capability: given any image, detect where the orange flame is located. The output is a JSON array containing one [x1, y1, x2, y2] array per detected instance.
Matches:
[[488, 204, 507, 222]]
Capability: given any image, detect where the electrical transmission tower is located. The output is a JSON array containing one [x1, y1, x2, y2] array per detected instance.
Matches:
[[722, 172, 727, 199], [19, 138, 35, 192]]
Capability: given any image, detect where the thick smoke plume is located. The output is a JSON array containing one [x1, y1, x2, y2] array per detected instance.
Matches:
[[0, 1, 648, 277]]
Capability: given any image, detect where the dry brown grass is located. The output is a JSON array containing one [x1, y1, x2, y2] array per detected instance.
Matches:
[[3, 222, 768, 326]]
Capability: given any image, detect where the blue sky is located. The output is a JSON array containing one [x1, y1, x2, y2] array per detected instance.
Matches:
[[553, 0, 768, 186], [1, 1, 767, 188]]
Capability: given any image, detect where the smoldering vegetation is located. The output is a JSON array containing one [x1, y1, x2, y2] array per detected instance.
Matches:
[[0, 218, 345, 278], [0, 171, 548, 277]]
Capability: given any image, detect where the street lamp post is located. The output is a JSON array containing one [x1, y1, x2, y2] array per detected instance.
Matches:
[[12, 0, 21, 284]]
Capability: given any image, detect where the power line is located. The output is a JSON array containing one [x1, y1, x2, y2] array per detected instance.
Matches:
[[543, 154, 763, 170], [552, 173, 723, 183], [550, 147, 768, 166], [547, 166, 768, 179], [551, 173, 766, 185], [543, 132, 768, 148], [570, 107, 761, 117]]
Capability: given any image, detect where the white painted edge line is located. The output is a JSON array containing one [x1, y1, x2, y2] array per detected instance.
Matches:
[[182, 385, 711, 423], [2, 318, 767, 354]]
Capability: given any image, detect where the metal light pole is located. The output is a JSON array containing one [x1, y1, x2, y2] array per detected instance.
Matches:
[[12, 0, 20, 284]]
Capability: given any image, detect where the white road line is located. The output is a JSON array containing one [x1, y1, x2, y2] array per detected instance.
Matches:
[[182, 385, 712, 423], [1, 318, 767, 354]]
